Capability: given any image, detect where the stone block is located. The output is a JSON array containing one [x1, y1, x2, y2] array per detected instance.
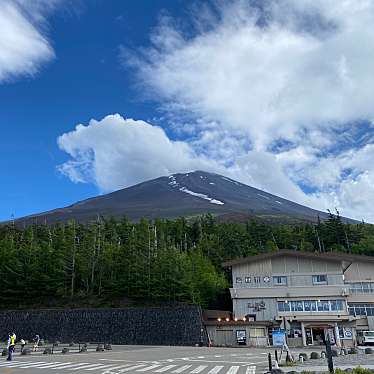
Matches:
[[310, 352, 320, 359]]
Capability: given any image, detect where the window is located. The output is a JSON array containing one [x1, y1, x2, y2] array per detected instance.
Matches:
[[317, 300, 330, 311], [277, 301, 290, 312], [273, 276, 287, 286], [349, 282, 374, 294], [236, 277, 242, 283], [312, 274, 328, 284], [250, 328, 266, 337], [245, 277, 251, 283], [290, 301, 303, 312], [277, 299, 345, 313], [330, 300, 344, 311], [253, 276, 261, 284], [304, 300, 317, 312], [349, 303, 374, 316]]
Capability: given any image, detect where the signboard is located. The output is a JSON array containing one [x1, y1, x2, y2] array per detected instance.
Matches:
[[236, 330, 246, 345], [272, 330, 286, 347], [344, 328, 352, 338]]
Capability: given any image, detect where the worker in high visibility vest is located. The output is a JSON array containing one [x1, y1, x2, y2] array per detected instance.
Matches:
[[7, 332, 16, 361]]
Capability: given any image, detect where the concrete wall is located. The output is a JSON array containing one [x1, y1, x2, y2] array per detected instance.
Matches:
[[345, 262, 374, 282], [232, 255, 344, 289], [0, 306, 204, 346], [205, 324, 268, 347], [233, 298, 278, 320]]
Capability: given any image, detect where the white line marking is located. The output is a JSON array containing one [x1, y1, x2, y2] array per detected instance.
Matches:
[[19, 361, 63, 368], [183, 360, 261, 364], [70, 363, 110, 370], [155, 365, 178, 372], [115, 364, 148, 372], [85, 364, 118, 371], [0, 361, 43, 367], [102, 364, 134, 373], [51, 362, 90, 370], [206, 366, 224, 374], [190, 365, 208, 373], [245, 366, 256, 374], [172, 365, 193, 373], [226, 366, 240, 374], [99, 359, 135, 362], [137, 365, 162, 372], [0, 361, 37, 368], [37, 362, 75, 369]]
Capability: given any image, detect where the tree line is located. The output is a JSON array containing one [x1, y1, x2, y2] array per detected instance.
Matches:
[[0, 212, 373, 309]]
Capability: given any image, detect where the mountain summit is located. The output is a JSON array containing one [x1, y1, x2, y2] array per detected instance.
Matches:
[[11, 171, 347, 225]]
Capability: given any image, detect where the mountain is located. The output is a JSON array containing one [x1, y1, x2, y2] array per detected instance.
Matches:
[[9, 171, 354, 225]]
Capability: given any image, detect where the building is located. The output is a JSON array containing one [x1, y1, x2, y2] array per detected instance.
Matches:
[[223, 250, 374, 347], [203, 309, 271, 347]]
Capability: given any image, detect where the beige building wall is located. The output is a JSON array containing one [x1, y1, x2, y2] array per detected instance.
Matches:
[[345, 261, 374, 282]]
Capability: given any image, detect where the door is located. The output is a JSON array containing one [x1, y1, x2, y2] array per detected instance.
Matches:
[[215, 330, 235, 346]]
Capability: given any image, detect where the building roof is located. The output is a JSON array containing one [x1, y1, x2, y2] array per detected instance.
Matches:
[[222, 249, 374, 268]]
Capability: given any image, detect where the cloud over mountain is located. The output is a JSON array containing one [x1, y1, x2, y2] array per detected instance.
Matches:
[[59, 0, 374, 222]]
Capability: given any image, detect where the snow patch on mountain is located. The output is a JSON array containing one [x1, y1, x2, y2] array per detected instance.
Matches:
[[222, 176, 239, 185], [168, 175, 224, 205], [179, 187, 224, 205]]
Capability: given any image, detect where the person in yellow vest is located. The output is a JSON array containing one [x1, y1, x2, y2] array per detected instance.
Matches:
[[6, 332, 16, 361]]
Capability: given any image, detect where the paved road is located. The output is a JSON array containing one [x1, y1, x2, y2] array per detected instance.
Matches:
[[0, 346, 271, 374]]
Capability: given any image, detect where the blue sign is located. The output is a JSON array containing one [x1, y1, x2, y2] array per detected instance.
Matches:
[[273, 330, 286, 347]]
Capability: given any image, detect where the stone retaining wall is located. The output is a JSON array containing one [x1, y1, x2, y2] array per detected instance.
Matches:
[[0, 306, 204, 345]]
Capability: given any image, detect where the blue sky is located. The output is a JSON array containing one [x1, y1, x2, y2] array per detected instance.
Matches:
[[2, 0, 374, 222], [0, 0, 184, 220]]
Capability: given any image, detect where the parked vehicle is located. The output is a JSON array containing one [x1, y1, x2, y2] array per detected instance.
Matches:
[[357, 330, 374, 345]]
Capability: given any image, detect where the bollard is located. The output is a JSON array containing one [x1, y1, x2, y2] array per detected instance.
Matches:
[[268, 352, 273, 372], [299, 355, 304, 363], [275, 350, 278, 364]]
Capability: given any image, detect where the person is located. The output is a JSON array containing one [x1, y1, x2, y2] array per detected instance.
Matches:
[[20, 338, 26, 353], [33, 334, 40, 352], [6, 332, 16, 361]]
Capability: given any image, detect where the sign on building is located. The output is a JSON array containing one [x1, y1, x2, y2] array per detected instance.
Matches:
[[272, 330, 286, 347]]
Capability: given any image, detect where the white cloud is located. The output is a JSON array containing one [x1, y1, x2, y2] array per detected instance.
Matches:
[[119, 0, 374, 222], [57, 114, 223, 192], [0, 0, 58, 82], [59, 0, 374, 222]]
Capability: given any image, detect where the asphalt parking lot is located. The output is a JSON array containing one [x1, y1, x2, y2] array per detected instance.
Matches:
[[0, 346, 275, 374]]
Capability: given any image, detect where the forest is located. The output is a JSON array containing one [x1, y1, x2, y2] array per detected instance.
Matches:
[[0, 212, 373, 310]]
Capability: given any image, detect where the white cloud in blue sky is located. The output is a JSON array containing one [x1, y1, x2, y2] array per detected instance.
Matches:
[[58, 0, 374, 221], [0, 0, 58, 82], [57, 114, 222, 192]]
